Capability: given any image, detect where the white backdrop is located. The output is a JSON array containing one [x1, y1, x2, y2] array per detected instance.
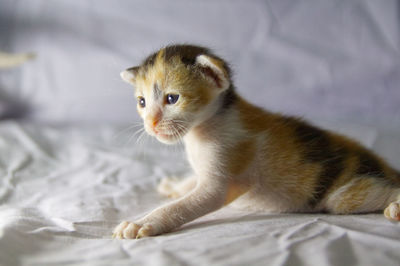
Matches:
[[1, 0, 399, 127]]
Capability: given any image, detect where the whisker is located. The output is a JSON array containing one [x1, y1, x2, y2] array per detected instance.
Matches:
[[171, 125, 185, 154], [136, 129, 147, 146], [128, 127, 145, 145], [112, 123, 143, 140]]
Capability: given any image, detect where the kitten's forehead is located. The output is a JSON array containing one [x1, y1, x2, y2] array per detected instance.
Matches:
[[133, 44, 228, 111], [136, 44, 210, 84], [153, 83, 162, 100], [135, 60, 167, 96]]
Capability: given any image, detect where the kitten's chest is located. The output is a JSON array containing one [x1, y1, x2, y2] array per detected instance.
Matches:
[[184, 132, 216, 176]]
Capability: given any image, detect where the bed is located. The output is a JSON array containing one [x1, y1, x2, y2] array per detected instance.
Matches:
[[1, 1, 400, 265], [0, 121, 400, 265]]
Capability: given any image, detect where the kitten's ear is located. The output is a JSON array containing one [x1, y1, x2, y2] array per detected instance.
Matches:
[[195, 55, 230, 92], [120, 66, 139, 84]]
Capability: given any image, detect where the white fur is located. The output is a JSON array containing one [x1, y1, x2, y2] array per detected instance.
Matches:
[[120, 70, 135, 84], [157, 175, 197, 199]]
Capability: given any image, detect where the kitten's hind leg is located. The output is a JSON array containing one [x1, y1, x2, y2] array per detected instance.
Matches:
[[324, 177, 399, 216], [157, 175, 197, 199]]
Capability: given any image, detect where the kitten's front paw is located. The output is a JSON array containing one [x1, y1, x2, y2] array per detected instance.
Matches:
[[157, 176, 181, 199], [112, 221, 156, 239]]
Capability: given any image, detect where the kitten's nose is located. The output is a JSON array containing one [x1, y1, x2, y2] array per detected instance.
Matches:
[[146, 117, 159, 130], [147, 111, 162, 130]]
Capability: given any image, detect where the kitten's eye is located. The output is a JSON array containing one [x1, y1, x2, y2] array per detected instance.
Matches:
[[138, 97, 146, 108], [166, 94, 179, 105]]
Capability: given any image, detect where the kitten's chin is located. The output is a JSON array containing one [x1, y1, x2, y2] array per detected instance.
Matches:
[[145, 125, 188, 145], [155, 133, 181, 145]]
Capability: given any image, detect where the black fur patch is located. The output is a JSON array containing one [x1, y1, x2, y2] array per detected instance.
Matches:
[[162, 44, 232, 76], [217, 86, 237, 114], [139, 45, 233, 86], [355, 149, 385, 178], [308, 147, 347, 207], [287, 118, 348, 207], [163, 45, 210, 65], [181, 56, 196, 66], [126, 66, 139, 72], [294, 122, 331, 163]]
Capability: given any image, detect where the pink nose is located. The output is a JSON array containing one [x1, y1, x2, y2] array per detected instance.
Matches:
[[146, 118, 159, 130], [147, 112, 162, 130]]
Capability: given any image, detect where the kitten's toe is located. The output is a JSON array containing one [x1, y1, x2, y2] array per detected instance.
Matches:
[[136, 223, 155, 239], [123, 223, 141, 239], [112, 221, 129, 239], [384, 202, 400, 221], [112, 221, 140, 239]]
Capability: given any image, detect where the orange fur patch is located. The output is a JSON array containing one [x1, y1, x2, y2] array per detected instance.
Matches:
[[332, 178, 372, 213], [224, 181, 250, 205], [225, 139, 256, 176], [236, 97, 276, 134]]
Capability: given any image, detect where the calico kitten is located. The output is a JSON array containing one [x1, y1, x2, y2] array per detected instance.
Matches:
[[113, 44, 400, 239]]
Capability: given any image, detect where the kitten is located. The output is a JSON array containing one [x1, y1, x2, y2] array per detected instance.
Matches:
[[113, 44, 400, 239]]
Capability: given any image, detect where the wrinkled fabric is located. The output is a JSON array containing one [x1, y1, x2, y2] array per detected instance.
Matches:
[[0, 121, 399, 266]]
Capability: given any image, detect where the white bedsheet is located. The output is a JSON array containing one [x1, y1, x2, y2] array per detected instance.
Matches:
[[2, 0, 400, 127], [0, 120, 399, 266]]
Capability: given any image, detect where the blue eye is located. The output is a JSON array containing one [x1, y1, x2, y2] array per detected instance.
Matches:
[[138, 97, 146, 108], [166, 94, 179, 104]]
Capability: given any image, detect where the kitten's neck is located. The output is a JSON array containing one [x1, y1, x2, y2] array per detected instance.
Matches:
[[185, 87, 276, 144], [185, 87, 240, 142]]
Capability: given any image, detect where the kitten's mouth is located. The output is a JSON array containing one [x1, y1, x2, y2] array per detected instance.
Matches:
[[153, 127, 187, 143], [156, 132, 173, 138]]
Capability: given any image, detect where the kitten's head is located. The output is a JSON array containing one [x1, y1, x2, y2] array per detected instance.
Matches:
[[120, 44, 232, 144]]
